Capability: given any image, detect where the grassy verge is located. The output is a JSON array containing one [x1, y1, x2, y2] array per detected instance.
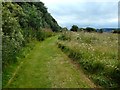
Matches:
[[2, 40, 37, 87], [57, 31, 120, 87], [3, 36, 96, 88]]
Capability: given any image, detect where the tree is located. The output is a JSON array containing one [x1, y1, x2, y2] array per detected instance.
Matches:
[[2, 2, 61, 68], [98, 29, 103, 33], [70, 25, 78, 32], [78, 28, 85, 32], [111, 30, 120, 34], [85, 27, 96, 32]]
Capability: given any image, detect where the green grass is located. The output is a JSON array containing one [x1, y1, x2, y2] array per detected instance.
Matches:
[[3, 36, 96, 88], [57, 31, 119, 87], [2, 40, 36, 87]]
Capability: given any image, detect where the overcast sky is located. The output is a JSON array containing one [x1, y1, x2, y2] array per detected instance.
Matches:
[[41, 0, 119, 29]]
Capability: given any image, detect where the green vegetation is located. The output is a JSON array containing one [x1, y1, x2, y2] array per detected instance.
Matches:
[[3, 36, 96, 88], [112, 29, 120, 34], [2, 1, 119, 88], [2, 40, 36, 87], [58, 31, 119, 87], [98, 29, 103, 33], [70, 26, 96, 32], [70, 25, 79, 32], [2, 2, 60, 69], [85, 27, 97, 32]]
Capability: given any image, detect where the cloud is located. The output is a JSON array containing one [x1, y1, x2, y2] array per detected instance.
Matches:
[[41, 0, 119, 29]]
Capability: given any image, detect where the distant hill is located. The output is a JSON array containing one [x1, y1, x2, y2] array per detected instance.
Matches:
[[97, 28, 118, 32]]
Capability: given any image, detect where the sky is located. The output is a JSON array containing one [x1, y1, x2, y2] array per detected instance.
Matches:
[[40, 0, 119, 29]]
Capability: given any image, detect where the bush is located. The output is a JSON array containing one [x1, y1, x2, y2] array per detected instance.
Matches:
[[98, 29, 103, 33], [85, 27, 96, 32], [58, 34, 71, 41], [2, 2, 57, 69], [70, 25, 78, 32], [2, 35, 23, 68], [111, 30, 120, 34]]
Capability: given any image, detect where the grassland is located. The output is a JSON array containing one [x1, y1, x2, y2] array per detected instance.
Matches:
[[57, 31, 120, 87], [3, 36, 96, 88]]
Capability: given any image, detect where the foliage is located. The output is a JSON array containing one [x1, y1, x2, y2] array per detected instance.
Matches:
[[111, 30, 120, 34], [85, 27, 97, 32], [70, 25, 78, 32], [2, 2, 24, 67], [2, 40, 35, 87], [58, 34, 71, 41], [70, 26, 97, 32], [60, 27, 68, 32], [3, 37, 94, 88], [2, 2, 60, 68], [78, 28, 85, 32], [98, 29, 103, 33]]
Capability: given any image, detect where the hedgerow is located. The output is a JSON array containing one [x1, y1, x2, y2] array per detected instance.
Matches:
[[2, 2, 60, 68]]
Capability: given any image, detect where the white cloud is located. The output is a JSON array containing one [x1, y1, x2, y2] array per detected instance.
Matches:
[[41, 0, 119, 3], [40, 0, 119, 28], [109, 18, 118, 23]]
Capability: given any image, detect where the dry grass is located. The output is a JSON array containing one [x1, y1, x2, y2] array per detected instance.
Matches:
[[57, 31, 119, 87]]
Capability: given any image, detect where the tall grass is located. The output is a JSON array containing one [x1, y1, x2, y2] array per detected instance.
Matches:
[[57, 31, 119, 87]]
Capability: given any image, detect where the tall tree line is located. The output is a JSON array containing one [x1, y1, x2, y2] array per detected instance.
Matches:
[[2, 2, 61, 68]]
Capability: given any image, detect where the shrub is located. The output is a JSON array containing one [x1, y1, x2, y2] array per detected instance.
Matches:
[[98, 29, 103, 33], [111, 30, 120, 34], [58, 34, 70, 41], [2, 2, 58, 69], [85, 27, 96, 32], [70, 25, 78, 32]]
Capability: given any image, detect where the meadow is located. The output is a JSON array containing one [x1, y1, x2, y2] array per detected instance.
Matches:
[[57, 31, 120, 87], [2, 2, 120, 88]]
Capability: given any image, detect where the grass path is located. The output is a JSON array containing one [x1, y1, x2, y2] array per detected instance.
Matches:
[[5, 36, 96, 88]]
